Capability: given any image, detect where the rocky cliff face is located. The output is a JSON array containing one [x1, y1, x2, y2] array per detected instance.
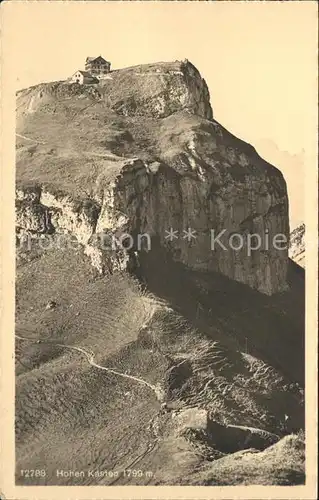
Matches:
[[16, 60, 289, 295]]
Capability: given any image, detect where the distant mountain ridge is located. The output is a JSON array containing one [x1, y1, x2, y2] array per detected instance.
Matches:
[[255, 139, 305, 231], [289, 223, 305, 268]]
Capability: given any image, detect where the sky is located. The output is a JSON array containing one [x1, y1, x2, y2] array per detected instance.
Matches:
[[3, 0, 318, 228]]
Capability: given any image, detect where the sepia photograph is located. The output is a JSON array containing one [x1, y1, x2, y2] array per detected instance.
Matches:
[[0, 0, 318, 498]]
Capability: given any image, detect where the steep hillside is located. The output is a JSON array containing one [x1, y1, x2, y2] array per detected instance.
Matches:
[[16, 245, 304, 486], [15, 60, 304, 486]]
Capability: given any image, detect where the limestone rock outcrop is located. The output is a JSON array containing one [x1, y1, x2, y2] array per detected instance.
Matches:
[[16, 60, 290, 295]]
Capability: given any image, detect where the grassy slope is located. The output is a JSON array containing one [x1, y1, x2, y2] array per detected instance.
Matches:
[[16, 246, 167, 485], [184, 434, 305, 486], [16, 81, 285, 200]]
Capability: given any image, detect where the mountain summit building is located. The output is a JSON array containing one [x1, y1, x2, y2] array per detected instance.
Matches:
[[85, 56, 111, 78], [69, 56, 111, 84]]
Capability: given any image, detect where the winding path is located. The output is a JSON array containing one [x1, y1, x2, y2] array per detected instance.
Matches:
[[16, 133, 134, 162], [16, 133, 46, 145], [16, 331, 165, 481], [15, 333, 165, 402]]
